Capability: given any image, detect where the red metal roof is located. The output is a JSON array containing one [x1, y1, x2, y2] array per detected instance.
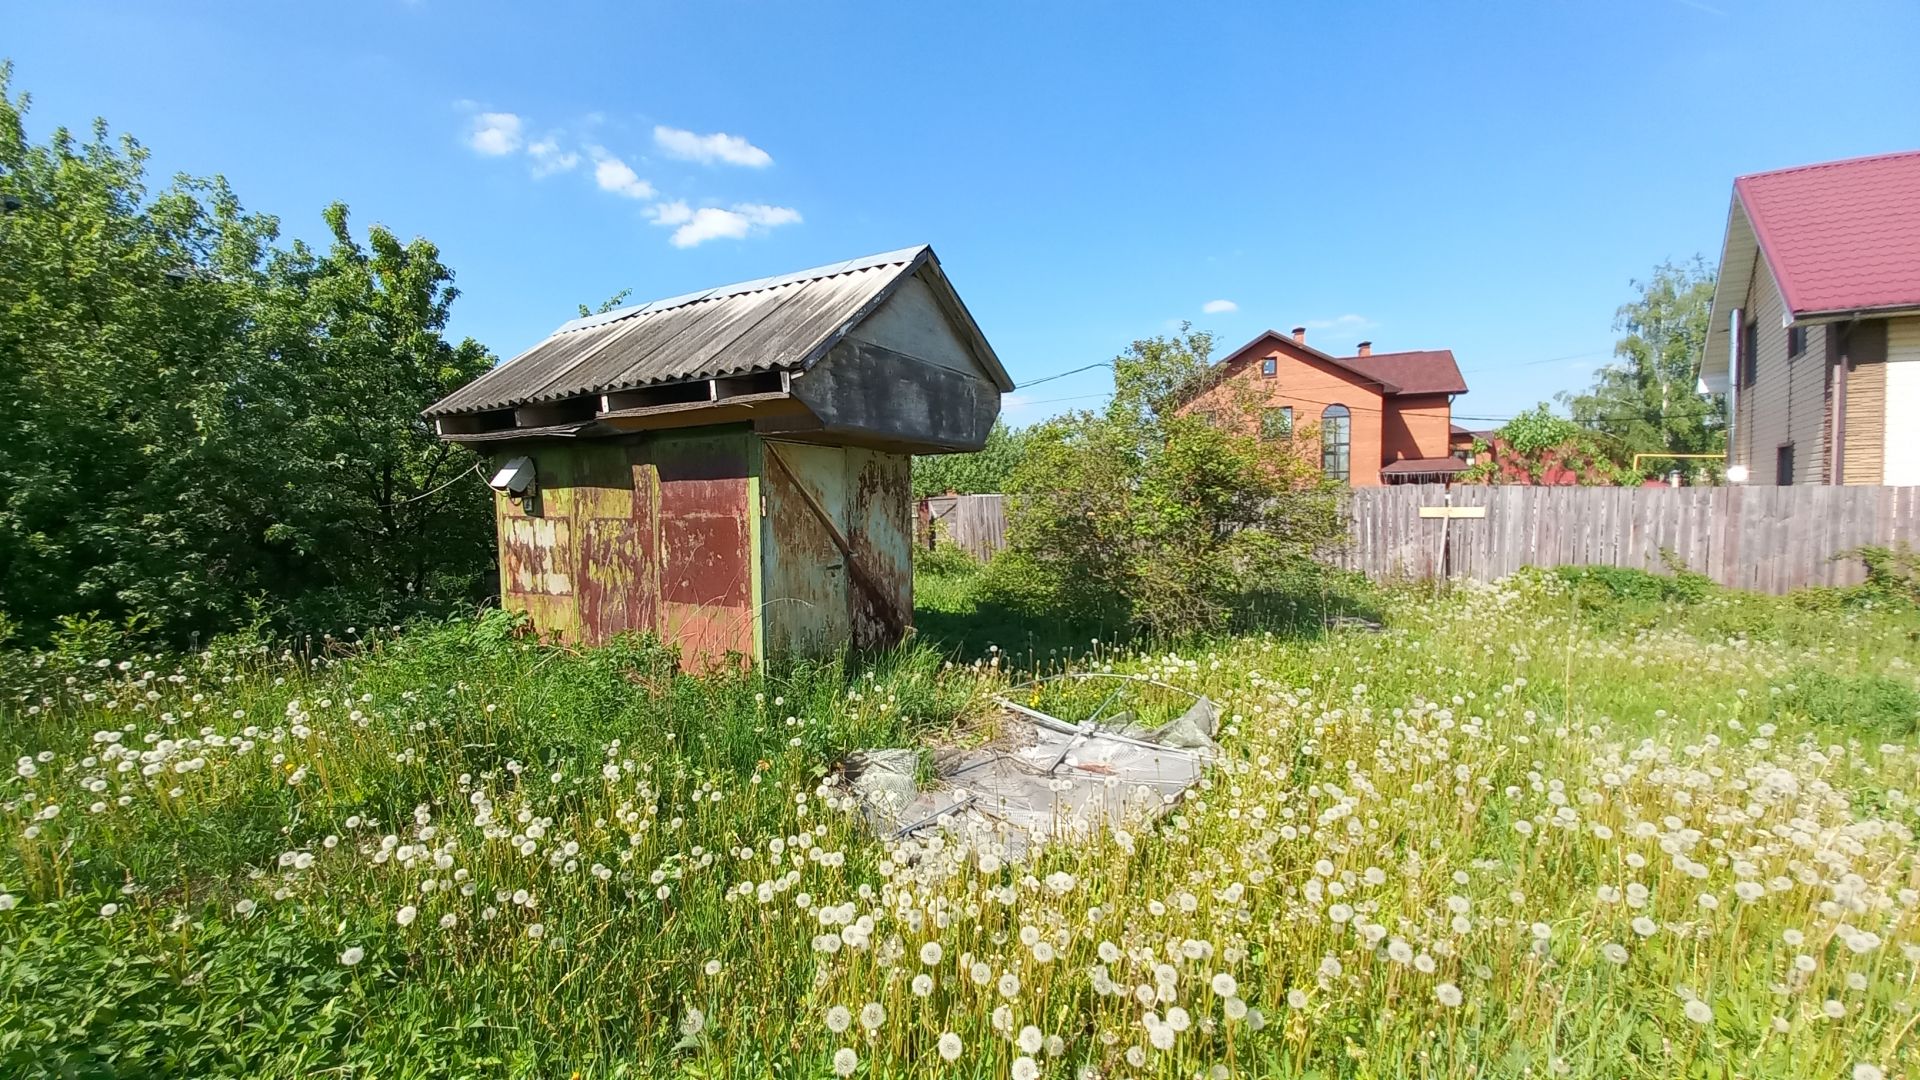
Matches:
[[1735, 150, 1920, 317], [1339, 350, 1468, 396]]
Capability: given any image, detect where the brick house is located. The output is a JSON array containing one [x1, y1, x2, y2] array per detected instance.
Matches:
[[1701, 150, 1920, 485], [1183, 327, 1470, 486]]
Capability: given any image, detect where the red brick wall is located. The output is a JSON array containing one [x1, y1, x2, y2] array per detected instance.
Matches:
[[1380, 393, 1454, 463], [1182, 340, 1390, 485]]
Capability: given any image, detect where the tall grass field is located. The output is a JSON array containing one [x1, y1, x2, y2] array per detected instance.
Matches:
[[3, 568, 1918, 1078]]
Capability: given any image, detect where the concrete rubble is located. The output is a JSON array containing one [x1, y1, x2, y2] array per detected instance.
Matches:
[[842, 675, 1219, 855]]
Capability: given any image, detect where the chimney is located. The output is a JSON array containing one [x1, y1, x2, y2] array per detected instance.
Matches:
[[1291, 326, 1306, 344], [1356, 341, 1372, 357]]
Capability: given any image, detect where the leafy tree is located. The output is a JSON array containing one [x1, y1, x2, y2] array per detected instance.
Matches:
[[0, 66, 494, 643], [1558, 258, 1722, 460], [982, 326, 1344, 636], [1460, 405, 1638, 486], [911, 421, 1033, 497]]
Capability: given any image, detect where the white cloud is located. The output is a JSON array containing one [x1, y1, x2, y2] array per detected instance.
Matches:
[[527, 137, 580, 177], [653, 125, 773, 167], [1202, 299, 1238, 314], [468, 112, 524, 156], [651, 202, 802, 248], [587, 147, 655, 199], [1305, 313, 1375, 332], [646, 200, 694, 226]]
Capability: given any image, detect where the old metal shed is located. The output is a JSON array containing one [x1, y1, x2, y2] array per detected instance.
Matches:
[[424, 245, 1010, 665]]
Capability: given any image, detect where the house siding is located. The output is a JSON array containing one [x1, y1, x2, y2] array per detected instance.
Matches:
[[1734, 262, 1832, 483], [1885, 317, 1920, 484], [1843, 342, 1887, 486], [1184, 346, 1389, 485]]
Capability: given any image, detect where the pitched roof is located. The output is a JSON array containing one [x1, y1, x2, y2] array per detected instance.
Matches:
[[1338, 349, 1467, 395], [1208, 332, 1468, 397], [425, 245, 1011, 418], [1734, 149, 1920, 317]]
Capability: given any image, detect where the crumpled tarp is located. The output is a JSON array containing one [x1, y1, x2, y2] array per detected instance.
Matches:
[[841, 682, 1218, 853]]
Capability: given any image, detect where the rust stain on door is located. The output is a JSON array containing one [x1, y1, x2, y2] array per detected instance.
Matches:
[[846, 448, 912, 650], [656, 434, 755, 668]]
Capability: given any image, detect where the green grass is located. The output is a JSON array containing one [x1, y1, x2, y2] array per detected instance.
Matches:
[[2, 572, 1919, 1078]]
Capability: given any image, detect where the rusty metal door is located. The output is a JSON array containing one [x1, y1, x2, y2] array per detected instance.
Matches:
[[653, 431, 756, 667], [761, 441, 910, 654]]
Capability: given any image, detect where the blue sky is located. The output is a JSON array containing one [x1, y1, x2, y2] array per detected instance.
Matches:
[[10, 1, 1920, 426]]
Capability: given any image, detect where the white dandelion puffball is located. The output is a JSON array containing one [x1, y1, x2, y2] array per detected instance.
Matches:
[[1436, 983, 1464, 1008], [1684, 1000, 1714, 1025], [912, 973, 934, 997], [1017, 1025, 1043, 1053], [1852, 1066, 1884, 1080], [1012, 1056, 1039, 1080], [825, 1005, 852, 1033], [679, 1007, 705, 1038], [998, 971, 1022, 999], [858, 1002, 885, 1032], [1601, 943, 1629, 965], [396, 905, 418, 927], [832, 1047, 858, 1077], [920, 941, 943, 966], [1211, 972, 1237, 997], [340, 946, 365, 966], [439, 913, 458, 930], [937, 1032, 963, 1062]]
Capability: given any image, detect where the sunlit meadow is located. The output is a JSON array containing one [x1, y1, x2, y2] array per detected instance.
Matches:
[[3, 570, 1918, 1079]]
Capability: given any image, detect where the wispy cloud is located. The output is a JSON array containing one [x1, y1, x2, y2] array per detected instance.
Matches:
[[1305, 313, 1375, 332], [1202, 299, 1238, 315], [468, 112, 524, 156], [649, 201, 802, 248], [461, 106, 799, 247], [526, 136, 580, 177], [653, 125, 773, 167], [588, 147, 655, 199]]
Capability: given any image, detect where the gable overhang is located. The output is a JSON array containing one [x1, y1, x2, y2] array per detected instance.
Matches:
[[1702, 194, 1760, 395], [1211, 330, 1400, 394]]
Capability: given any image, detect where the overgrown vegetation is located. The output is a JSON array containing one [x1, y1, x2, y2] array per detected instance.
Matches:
[[3, 573, 1918, 1078], [980, 326, 1348, 637], [0, 65, 494, 645], [912, 422, 1035, 497]]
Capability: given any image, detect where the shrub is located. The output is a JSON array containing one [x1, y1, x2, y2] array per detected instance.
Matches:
[[985, 327, 1346, 637]]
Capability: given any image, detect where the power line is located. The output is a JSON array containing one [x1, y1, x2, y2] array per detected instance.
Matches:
[[1014, 361, 1113, 390]]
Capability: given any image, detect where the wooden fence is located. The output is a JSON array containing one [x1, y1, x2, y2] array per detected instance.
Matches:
[[918, 494, 1009, 561], [917, 486, 1920, 595], [1342, 484, 1920, 593]]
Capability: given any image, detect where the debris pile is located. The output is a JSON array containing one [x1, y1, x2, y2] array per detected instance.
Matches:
[[843, 676, 1218, 855]]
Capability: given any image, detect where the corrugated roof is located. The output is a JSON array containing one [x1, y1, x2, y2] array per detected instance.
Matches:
[[427, 245, 1006, 418], [1734, 150, 1920, 317]]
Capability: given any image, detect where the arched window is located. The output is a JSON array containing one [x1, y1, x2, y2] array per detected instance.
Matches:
[[1321, 405, 1351, 483]]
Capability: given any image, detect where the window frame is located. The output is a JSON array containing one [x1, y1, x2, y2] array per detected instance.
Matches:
[[1787, 324, 1806, 360], [1260, 356, 1278, 377], [1320, 404, 1352, 484], [1740, 317, 1759, 388], [1261, 405, 1294, 440], [1776, 443, 1795, 486]]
